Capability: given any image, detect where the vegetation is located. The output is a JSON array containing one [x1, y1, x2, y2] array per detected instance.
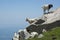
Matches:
[[27, 27, 60, 40]]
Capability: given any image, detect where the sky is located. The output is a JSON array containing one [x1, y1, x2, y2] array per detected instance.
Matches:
[[0, 0, 60, 29]]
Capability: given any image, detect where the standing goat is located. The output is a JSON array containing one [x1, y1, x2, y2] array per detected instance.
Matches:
[[42, 4, 53, 14]]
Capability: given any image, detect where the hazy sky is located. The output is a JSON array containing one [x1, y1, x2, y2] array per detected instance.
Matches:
[[0, 0, 60, 28]]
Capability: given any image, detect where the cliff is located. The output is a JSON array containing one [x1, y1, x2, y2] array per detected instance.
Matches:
[[26, 8, 60, 34], [12, 6, 60, 40]]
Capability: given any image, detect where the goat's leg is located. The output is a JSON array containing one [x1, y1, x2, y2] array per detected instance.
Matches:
[[47, 9, 50, 13], [43, 9, 46, 14]]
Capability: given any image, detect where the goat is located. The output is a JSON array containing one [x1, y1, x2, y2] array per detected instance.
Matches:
[[42, 4, 53, 14], [26, 18, 37, 24]]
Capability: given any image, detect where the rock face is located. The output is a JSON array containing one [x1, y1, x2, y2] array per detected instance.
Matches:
[[12, 29, 39, 40], [13, 4, 60, 40], [26, 8, 60, 34]]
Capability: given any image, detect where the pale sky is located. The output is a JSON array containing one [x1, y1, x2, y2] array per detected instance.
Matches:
[[0, 0, 60, 29]]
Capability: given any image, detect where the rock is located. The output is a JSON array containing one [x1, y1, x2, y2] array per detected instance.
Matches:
[[30, 32, 38, 38], [18, 29, 31, 39], [13, 32, 19, 40], [38, 34, 44, 38], [42, 8, 60, 24], [23, 29, 31, 39]]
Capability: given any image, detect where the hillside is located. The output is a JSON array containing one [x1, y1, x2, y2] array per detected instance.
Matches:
[[12, 5, 60, 40], [27, 27, 60, 40], [26, 7, 60, 34]]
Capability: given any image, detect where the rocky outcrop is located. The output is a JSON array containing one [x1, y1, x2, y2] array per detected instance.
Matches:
[[13, 4, 60, 40], [26, 8, 60, 34]]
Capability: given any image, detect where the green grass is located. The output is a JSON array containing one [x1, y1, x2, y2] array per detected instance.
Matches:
[[27, 27, 60, 40]]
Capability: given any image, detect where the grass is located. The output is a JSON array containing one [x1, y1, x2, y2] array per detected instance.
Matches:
[[27, 27, 60, 40]]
